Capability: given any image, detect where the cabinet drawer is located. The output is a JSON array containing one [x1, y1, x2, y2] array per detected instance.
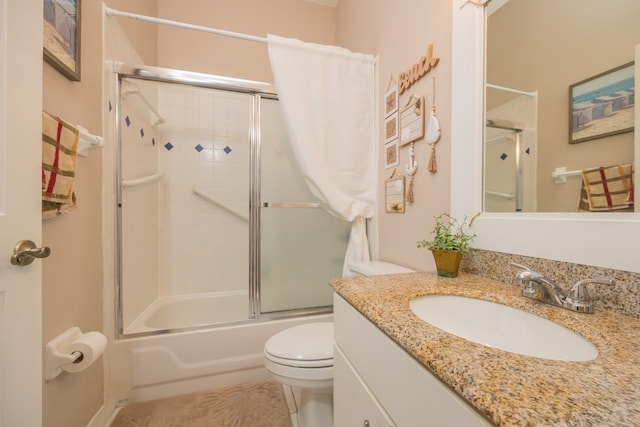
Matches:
[[334, 345, 396, 427], [334, 294, 491, 427]]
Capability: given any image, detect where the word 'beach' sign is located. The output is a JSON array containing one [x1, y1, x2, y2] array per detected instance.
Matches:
[[398, 44, 439, 94]]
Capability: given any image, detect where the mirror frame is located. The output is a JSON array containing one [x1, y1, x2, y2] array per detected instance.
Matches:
[[450, 0, 640, 273]]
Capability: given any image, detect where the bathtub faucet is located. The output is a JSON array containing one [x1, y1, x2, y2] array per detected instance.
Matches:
[[510, 262, 614, 314]]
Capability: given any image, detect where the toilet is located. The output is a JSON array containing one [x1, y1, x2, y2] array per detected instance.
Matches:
[[263, 260, 415, 427]]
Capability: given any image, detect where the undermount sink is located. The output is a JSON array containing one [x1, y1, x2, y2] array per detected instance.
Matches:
[[409, 295, 598, 361]]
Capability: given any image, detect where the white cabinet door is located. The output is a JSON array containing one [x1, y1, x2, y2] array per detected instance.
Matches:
[[0, 0, 43, 426], [334, 345, 396, 427]]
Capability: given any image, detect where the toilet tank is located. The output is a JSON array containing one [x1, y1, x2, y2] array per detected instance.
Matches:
[[347, 261, 415, 277]]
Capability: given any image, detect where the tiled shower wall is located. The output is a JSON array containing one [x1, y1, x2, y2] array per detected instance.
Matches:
[[106, 18, 252, 330], [155, 85, 250, 297]]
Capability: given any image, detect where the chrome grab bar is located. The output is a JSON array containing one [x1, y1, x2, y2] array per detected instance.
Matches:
[[262, 202, 321, 208], [122, 172, 163, 188]]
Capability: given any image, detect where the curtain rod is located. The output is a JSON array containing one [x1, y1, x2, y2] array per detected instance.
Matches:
[[105, 7, 268, 44]]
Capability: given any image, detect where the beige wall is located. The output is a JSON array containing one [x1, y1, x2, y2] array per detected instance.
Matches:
[[42, 0, 104, 425], [40, 0, 451, 424], [488, 0, 640, 212], [156, 0, 337, 81], [336, 0, 453, 272], [41, 1, 156, 426]]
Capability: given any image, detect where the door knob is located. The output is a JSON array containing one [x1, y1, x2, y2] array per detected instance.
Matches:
[[11, 240, 51, 266]]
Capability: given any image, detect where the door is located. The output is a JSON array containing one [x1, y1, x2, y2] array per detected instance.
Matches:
[[255, 97, 350, 314], [0, 0, 43, 426]]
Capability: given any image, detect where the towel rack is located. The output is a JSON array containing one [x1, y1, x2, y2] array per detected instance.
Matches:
[[121, 83, 166, 127], [552, 167, 582, 184], [193, 187, 249, 222], [122, 172, 163, 188], [77, 125, 104, 157]]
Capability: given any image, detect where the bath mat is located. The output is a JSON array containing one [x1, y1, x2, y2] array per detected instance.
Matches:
[[110, 379, 293, 427]]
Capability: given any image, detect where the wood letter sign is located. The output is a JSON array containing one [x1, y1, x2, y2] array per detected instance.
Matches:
[[398, 44, 440, 95]]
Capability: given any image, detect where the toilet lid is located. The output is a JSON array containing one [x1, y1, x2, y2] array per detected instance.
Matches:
[[264, 322, 333, 366]]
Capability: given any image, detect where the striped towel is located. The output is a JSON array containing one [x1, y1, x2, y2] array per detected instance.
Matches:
[[578, 164, 634, 212], [42, 111, 79, 219]]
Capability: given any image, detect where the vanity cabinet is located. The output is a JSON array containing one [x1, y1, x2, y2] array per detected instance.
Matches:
[[333, 294, 491, 427], [335, 346, 396, 426]]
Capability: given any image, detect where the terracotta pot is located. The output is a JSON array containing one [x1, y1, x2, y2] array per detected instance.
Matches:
[[431, 250, 463, 278]]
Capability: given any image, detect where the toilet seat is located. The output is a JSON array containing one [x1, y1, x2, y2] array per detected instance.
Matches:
[[264, 322, 333, 368]]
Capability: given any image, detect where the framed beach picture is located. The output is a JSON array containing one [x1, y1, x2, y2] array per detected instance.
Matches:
[[569, 62, 634, 144], [43, 0, 81, 81]]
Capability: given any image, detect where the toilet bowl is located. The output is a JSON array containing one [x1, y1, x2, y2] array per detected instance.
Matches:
[[264, 261, 414, 427], [264, 322, 334, 427]]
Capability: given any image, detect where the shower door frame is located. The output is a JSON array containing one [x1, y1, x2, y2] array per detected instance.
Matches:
[[114, 64, 332, 338]]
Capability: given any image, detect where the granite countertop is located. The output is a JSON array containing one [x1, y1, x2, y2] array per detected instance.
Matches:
[[330, 272, 640, 426]]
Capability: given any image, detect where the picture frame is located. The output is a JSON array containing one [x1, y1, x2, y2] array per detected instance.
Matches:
[[384, 139, 399, 169], [385, 82, 399, 118], [569, 61, 634, 144], [385, 113, 398, 143], [44, 0, 81, 81], [385, 176, 405, 213], [399, 95, 425, 146]]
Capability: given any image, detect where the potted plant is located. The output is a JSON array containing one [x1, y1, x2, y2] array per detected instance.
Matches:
[[416, 213, 476, 278]]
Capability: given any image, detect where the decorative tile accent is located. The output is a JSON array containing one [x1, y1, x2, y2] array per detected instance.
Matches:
[[109, 101, 112, 112], [140, 128, 145, 138], [525, 147, 530, 155], [500, 153, 508, 160], [164, 142, 174, 151], [125, 116, 131, 127], [224, 146, 232, 154], [195, 144, 204, 152], [152, 138, 156, 146]]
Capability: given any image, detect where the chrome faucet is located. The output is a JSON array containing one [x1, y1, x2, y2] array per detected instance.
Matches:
[[511, 263, 614, 314]]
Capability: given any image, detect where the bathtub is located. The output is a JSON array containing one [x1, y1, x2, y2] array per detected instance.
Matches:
[[113, 293, 333, 403], [124, 290, 249, 334]]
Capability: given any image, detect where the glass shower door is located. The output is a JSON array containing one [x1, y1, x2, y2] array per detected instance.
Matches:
[[255, 97, 350, 315]]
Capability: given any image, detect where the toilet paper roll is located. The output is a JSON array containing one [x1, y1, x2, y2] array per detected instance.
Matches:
[[61, 331, 107, 373]]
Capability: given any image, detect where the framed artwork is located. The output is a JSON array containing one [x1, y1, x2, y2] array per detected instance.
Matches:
[[385, 113, 398, 143], [44, 0, 81, 81], [384, 139, 399, 169], [385, 176, 405, 213], [399, 95, 425, 146], [569, 61, 634, 144], [385, 81, 399, 118]]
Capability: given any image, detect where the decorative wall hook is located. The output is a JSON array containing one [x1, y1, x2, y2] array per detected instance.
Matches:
[[405, 142, 418, 176], [405, 143, 418, 203]]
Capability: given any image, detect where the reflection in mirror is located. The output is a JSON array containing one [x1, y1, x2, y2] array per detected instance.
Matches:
[[485, 0, 639, 212]]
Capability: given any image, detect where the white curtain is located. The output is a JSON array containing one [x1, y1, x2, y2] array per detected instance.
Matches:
[[267, 34, 377, 276]]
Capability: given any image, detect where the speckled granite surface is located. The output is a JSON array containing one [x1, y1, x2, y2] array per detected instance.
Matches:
[[331, 272, 640, 426], [461, 249, 640, 319]]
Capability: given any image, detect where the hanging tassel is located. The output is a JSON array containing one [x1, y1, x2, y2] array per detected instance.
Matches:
[[428, 143, 437, 173], [406, 175, 415, 203]]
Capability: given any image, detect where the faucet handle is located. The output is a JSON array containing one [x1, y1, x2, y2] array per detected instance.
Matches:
[[565, 278, 615, 313]]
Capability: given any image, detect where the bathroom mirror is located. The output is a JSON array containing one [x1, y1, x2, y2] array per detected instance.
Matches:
[[484, 0, 639, 213], [450, 0, 640, 273], [399, 95, 425, 146]]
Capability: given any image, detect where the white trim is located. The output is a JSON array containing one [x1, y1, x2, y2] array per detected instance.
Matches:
[[451, 3, 640, 273]]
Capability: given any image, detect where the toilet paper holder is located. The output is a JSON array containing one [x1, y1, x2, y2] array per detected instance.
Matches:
[[44, 327, 104, 381]]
